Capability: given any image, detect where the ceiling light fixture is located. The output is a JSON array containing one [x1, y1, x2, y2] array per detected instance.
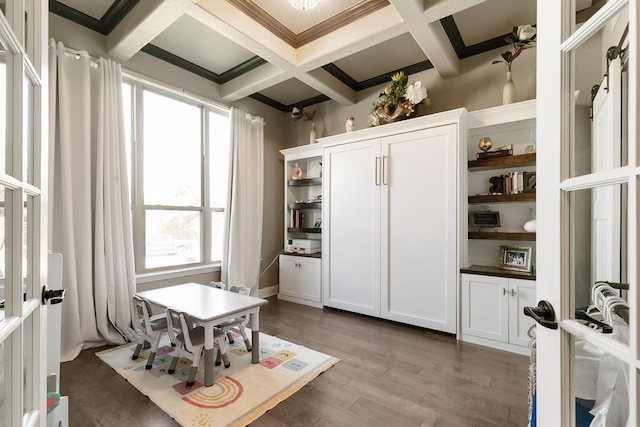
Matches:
[[289, 0, 321, 11]]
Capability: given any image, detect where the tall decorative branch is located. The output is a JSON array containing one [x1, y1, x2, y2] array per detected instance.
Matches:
[[291, 106, 316, 123]]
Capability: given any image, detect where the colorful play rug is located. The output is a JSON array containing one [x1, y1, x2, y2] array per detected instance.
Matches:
[[97, 332, 339, 426]]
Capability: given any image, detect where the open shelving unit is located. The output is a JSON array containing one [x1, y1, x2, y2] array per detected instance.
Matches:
[[279, 144, 323, 308], [464, 100, 537, 273]]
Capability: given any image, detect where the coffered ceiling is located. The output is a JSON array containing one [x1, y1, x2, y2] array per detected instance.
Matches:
[[49, 0, 598, 112]]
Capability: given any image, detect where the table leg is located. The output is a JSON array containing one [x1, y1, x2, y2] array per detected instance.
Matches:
[[251, 309, 260, 364], [203, 323, 215, 387], [204, 348, 214, 386]]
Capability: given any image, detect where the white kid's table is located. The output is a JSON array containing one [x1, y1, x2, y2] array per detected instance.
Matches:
[[136, 283, 268, 387]]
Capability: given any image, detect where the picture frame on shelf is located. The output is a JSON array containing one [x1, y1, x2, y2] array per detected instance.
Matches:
[[523, 172, 536, 193], [469, 211, 501, 228], [498, 245, 532, 272]]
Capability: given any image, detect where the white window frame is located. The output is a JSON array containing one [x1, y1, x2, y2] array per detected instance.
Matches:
[[122, 74, 229, 278]]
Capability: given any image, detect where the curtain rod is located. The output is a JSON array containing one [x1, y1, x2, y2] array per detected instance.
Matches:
[[52, 40, 264, 123], [123, 68, 230, 114]]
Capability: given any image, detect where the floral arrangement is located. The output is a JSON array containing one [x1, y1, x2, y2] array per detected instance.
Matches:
[[492, 25, 537, 72], [369, 71, 429, 126]]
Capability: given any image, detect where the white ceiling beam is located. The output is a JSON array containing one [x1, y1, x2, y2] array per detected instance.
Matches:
[[301, 69, 356, 105], [107, 0, 190, 60], [389, 0, 460, 78], [423, 0, 489, 21], [220, 63, 288, 102]]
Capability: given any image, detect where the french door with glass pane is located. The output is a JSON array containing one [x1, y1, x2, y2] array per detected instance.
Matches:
[[536, 0, 637, 425], [0, 1, 48, 426]]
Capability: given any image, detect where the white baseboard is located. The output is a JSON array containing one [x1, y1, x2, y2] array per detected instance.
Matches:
[[258, 285, 278, 299]]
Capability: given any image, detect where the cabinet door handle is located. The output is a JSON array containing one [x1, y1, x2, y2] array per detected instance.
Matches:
[[375, 156, 381, 185], [511, 289, 515, 297], [502, 288, 507, 295], [383, 155, 388, 185]]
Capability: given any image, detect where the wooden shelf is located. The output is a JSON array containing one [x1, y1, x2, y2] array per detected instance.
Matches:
[[287, 227, 321, 234], [468, 153, 536, 171], [461, 264, 535, 280], [287, 177, 321, 187], [280, 250, 321, 259], [468, 231, 535, 241], [288, 202, 322, 209], [468, 193, 536, 203]]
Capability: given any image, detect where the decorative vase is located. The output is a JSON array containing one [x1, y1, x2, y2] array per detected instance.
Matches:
[[309, 121, 317, 144], [524, 208, 536, 232], [503, 71, 516, 105]]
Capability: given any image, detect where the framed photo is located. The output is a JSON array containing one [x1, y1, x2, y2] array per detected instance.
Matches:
[[523, 172, 536, 193], [499, 245, 532, 272], [313, 218, 322, 228], [469, 211, 501, 228]]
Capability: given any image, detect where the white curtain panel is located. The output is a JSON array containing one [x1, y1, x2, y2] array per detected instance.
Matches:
[[222, 108, 265, 294], [49, 40, 137, 361]]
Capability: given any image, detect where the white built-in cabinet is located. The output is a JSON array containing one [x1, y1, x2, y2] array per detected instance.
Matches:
[[278, 145, 323, 308], [320, 110, 465, 333], [279, 255, 321, 305], [460, 273, 536, 355], [460, 100, 537, 354]]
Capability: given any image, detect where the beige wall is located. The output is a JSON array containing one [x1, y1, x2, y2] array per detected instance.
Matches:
[[286, 47, 537, 148]]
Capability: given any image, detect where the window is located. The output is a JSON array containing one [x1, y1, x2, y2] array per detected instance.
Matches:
[[122, 79, 230, 274]]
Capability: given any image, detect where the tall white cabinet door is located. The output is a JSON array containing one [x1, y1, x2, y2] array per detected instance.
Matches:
[[380, 125, 458, 333], [323, 138, 381, 316]]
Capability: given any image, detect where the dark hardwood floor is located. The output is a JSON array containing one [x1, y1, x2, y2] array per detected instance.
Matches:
[[60, 296, 531, 426]]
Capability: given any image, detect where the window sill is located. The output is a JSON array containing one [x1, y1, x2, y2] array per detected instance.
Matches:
[[136, 263, 221, 284]]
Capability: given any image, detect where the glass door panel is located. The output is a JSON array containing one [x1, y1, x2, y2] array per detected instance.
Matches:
[[22, 314, 33, 417], [0, 47, 6, 176], [572, 335, 629, 426], [22, 73, 33, 183], [570, 184, 628, 340], [22, 193, 33, 298], [0, 187, 5, 312], [570, 4, 628, 178]]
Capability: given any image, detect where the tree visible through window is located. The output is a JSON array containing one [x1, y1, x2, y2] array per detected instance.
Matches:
[[122, 80, 229, 273]]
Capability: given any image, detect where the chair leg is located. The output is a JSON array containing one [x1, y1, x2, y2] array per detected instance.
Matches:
[[215, 348, 222, 366], [132, 342, 143, 360], [186, 366, 198, 388], [215, 336, 231, 368], [226, 330, 235, 344], [221, 351, 231, 368], [238, 325, 252, 352], [146, 351, 156, 369], [168, 356, 179, 374]]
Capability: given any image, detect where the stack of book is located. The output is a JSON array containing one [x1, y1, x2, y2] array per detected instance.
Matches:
[[476, 148, 513, 159], [491, 171, 536, 194], [290, 210, 305, 228]]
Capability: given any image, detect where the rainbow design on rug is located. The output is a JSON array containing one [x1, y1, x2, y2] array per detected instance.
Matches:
[[181, 376, 243, 408], [97, 331, 339, 427]]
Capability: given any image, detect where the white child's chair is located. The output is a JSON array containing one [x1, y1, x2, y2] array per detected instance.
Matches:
[[131, 295, 168, 370]]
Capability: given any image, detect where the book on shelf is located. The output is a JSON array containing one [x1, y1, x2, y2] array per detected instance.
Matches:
[[290, 209, 305, 228], [488, 170, 536, 195], [476, 149, 513, 159]]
